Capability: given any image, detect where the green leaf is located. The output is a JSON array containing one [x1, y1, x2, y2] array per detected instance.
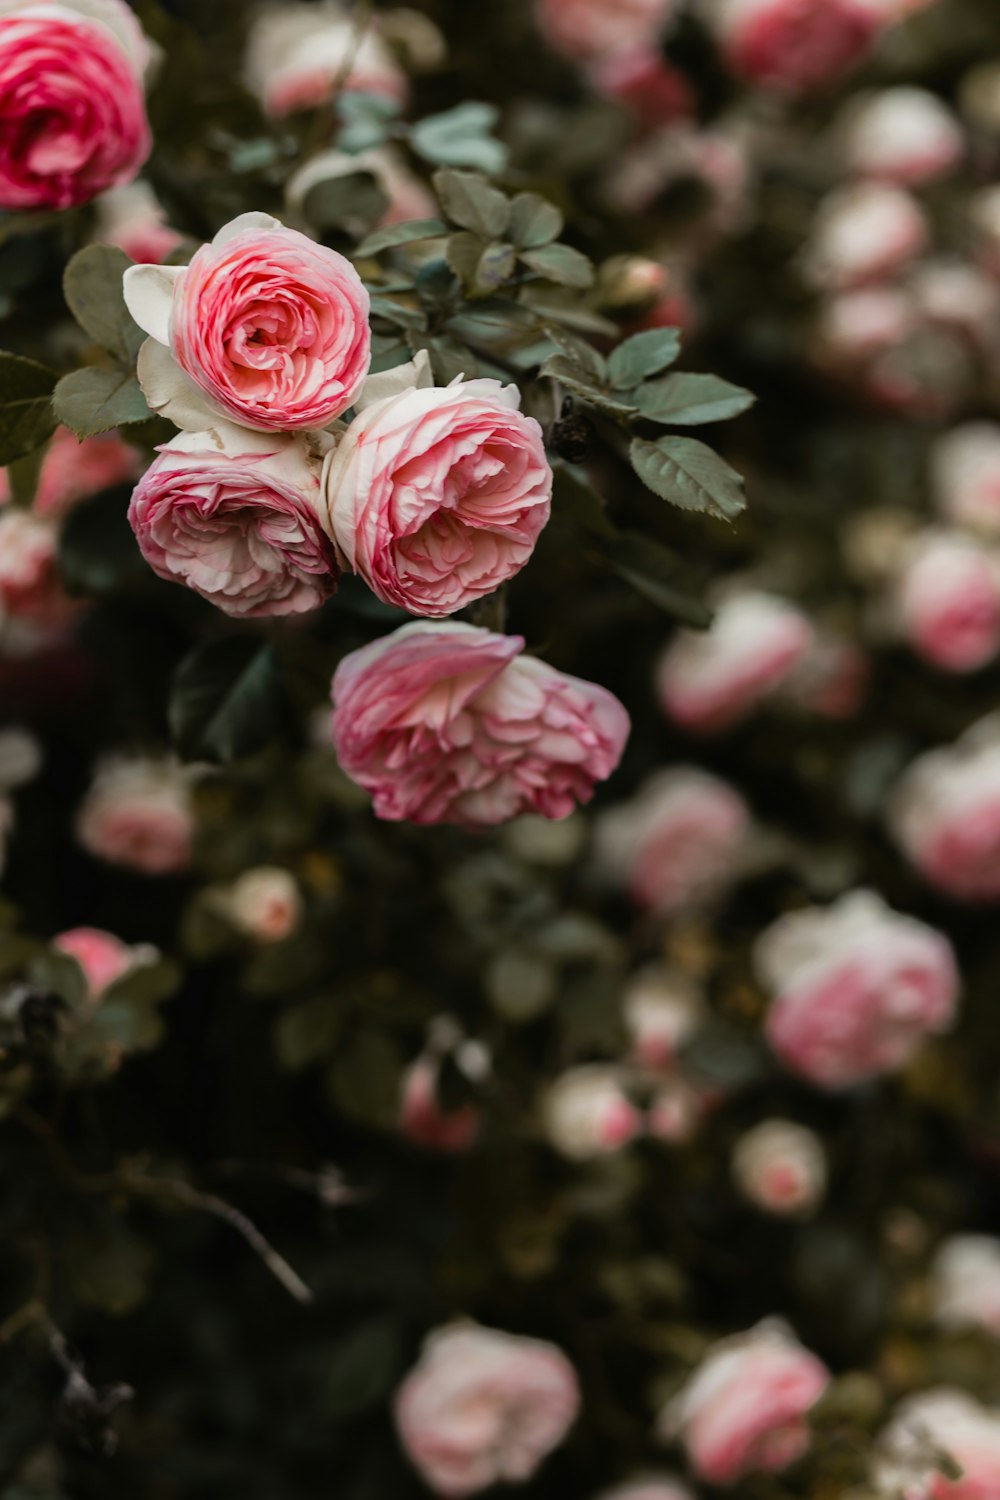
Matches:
[[303, 172, 389, 236], [326, 1027, 403, 1130], [432, 168, 509, 237], [368, 295, 427, 331], [634, 372, 756, 426], [629, 435, 746, 522], [540, 355, 638, 417], [474, 240, 517, 293], [0, 352, 57, 466], [170, 638, 287, 764], [520, 243, 594, 289], [63, 244, 144, 363], [5, 438, 48, 508], [508, 192, 563, 249], [445, 230, 486, 290], [607, 328, 682, 388], [53, 367, 151, 437], [411, 103, 507, 173], [274, 996, 344, 1072], [68, 1221, 155, 1317], [552, 465, 616, 540], [542, 324, 606, 379], [355, 218, 448, 257], [604, 532, 713, 626], [327, 1317, 403, 1418], [57, 487, 146, 597]]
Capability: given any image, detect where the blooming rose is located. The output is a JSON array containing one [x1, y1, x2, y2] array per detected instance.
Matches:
[[839, 88, 964, 185], [400, 1055, 481, 1153], [889, 714, 1000, 900], [226, 867, 302, 943], [890, 532, 1000, 673], [395, 1323, 580, 1496], [805, 184, 928, 290], [330, 622, 629, 827], [76, 757, 194, 875], [713, 0, 882, 91], [128, 422, 339, 618], [93, 181, 183, 265], [54, 926, 155, 998], [594, 768, 751, 914], [660, 1321, 830, 1485], [874, 1390, 1000, 1500], [780, 631, 868, 718], [0, 426, 140, 521], [623, 967, 703, 1070], [244, 1, 406, 119], [124, 212, 371, 433], [321, 355, 552, 617], [732, 1119, 826, 1216], [543, 1065, 642, 1160], [536, 0, 678, 61], [0, 0, 151, 210], [931, 1236, 1000, 1337], [596, 1480, 694, 1500], [656, 591, 814, 733], [755, 890, 959, 1088], [932, 423, 1000, 534], [589, 50, 695, 130]]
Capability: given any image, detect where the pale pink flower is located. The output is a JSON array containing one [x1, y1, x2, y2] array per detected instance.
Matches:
[[780, 632, 868, 719], [226, 867, 301, 942], [595, 1479, 694, 1500], [816, 287, 917, 365], [648, 1077, 709, 1143], [891, 531, 1000, 673], [0, 509, 61, 623], [76, 757, 194, 876], [756, 890, 959, 1088], [623, 967, 703, 1070], [874, 1390, 1000, 1500], [713, 0, 882, 92], [536, 0, 678, 61], [839, 88, 963, 185], [0, 426, 141, 521], [395, 1323, 580, 1497], [971, 185, 1000, 280], [93, 180, 183, 265], [400, 1055, 481, 1153], [932, 1236, 1000, 1338], [543, 1065, 642, 1160], [660, 1320, 830, 1485], [932, 423, 1000, 534], [805, 183, 928, 290], [732, 1119, 826, 1216], [330, 622, 629, 827], [54, 926, 154, 997], [244, 1, 407, 118]]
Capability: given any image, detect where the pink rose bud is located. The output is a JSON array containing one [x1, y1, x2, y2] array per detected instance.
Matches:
[[321, 355, 552, 618], [400, 1052, 482, 1154], [93, 181, 183, 265], [657, 590, 814, 733], [0, 0, 151, 211], [815, 287, 917, 366], [0, 426, 141, 521], [244, 1, 407, 118], [536, 0, 679, 61], [123, 212, 371, 433], [76, 756, 195, 876], [226, 866, 301, 943], [594, 767, 751, 915], [756, 890, 959, 1088], [889, 714, 1000, 901], [54, 926, 154, 998], [932, 423, 1000, 534], [732, 1119, 827, 1216], [596, 1480, 695, 1500], [713, 0, 882, 92], [623, 966, 703, 1070], [660, 1320, 830, 1485], [932, 1236, 1000, 1337], [395, 1323, 580, 1497], [910, 261, 1000, 348], [875, 1390, 1000, 1499], [543, 1065, 642, 1160], [0, 509, 65, 625], [287, 146, 436, 230], [805, 183, 928, 290], [128, 423, 340, 618], [838, 88, 964, 186], [330, 621, 629, 827], [890, 531, 1000, 673]]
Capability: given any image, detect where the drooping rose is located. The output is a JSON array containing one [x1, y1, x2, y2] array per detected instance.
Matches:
[[244, 1, 407, 119], [838, 88, 964, 185], [660, 1320, 830, 1485], [226, 867, 302, 943], [931, 423, 1000, 534], [712, 0, 883, 92], [124, 212, 371, 433], [395, 1323, 580, 1497], [932, 1236, 1000, 1338], [93, 180, 183, 265], [543, 1065, 642, 1160], [805, 183, 928, 290], [0, 0, 151, 210], [890, 531, 1000, 673], [536, 0, 679, 61], [731, 1119, 826, 1217], [76, 757, 194, 876], [128, 423, 339, 618], [756, 890, 959, 1088], [330, 622, 629, 827], [54, 926, 155, 998], [874, 1390, 1000, 1500], [321, 355, 552, 617]]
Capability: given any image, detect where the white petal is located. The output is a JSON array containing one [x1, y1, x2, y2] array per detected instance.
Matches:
[[212, 212, 285, 247], [355, 347, 436, 412], [123, 263, 185, 347], [136, 338, 224, 431]]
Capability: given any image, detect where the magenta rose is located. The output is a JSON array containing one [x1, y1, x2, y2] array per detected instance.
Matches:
[[124, 212, 371, 433], [756, 890, 959, 1088], [0, 0, 151, 211], [395, 1323, 580, 1497], [714, 0, 882, 92], [128, 422, 339, 618], [330, 621, 629, 827], [321, 357, 552, 617], [889, 714, 1000, 900]]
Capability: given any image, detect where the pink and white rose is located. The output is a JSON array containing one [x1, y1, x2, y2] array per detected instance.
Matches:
[[395, 1323, 580, 1496], [330, 621, 629, 827], [226, 866, 301, 943], [931, 423, 1000, 534], [623, 967, 703, 1070], [245, 1, 407, 118], [932, 1236, 1000, 1337], [756, 890, 959, 1088], [660, 1320, 830, 1485], [839, 88, 964, 186], [76, 756, 194, 876], [712, 0, 882, 92], [321, 355, 552, 617], [400, 1055, 481, 1153], [536, 0, 679, 61], [874, 1390, 1000, 1499], [732, 1119, 826, 1216], [54, 926, 155, 997], [0, 508, 66, 626], [124, 212, 371, 433], [128, 422, 339, 618], [805, 184, 928, 290], [94, 180, 183, 265], [890, 531, 1000, 673], [0, 426, 140, 521], [543, 1065, 642, 1160]]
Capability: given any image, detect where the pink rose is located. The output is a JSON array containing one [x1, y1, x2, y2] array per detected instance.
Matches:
[[588, 50, 695, 130], [661, 1321, 829, 1485], [395, 1323, 580, 1497], [226, 866, 301, 942], [780, 632, 868, 719], [756, 890, 959, 1088], [889, 714, 1000, 900], [321, 356, 552, 617], [244, 1, 407, 119], [714, 0, 882, 92], [0, 509, 60, 620], [596, 1480, 694, 1500], [76, 757, 194, 875], [400, 1055, 481, 1153], [330, 622, 629, 827], [0, 0, 150, 211], [932, 1236, 1000, 1337], [0, 426, 140, 520], [891, 531, 1000, 673], [932, 423, 1000, 534], [54, 926, 153, 997], [594, 768, 751, 915], [128, 422, 339, 618], [731, 1119, 826, 1217], [536, 0, 678, 61], [972, 185, 1000, 279], [124, 212, 371, 433], [94, 181, 183, 266], [648, 1077, 710, 1143], [805, 184, 928, 290], [543, 1065, 642, 1160], [657, 591, 814, 733], [874, 1390, 1000, 1500], [623, 966, 702, 1070], [911, 262, 1000, 349], [839, 88, 963, 186]]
